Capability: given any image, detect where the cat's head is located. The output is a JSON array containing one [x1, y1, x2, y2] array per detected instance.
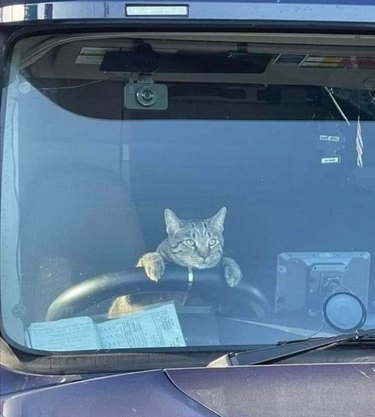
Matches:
[[164, 207, 226, 269]]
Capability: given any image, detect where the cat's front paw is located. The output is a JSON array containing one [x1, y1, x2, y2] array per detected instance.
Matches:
[[136, 252, 165, 282], [222, 257, 242, 287]]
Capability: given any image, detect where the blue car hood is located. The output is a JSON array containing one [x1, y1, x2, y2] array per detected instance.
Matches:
[[2, 363, 375, 417]]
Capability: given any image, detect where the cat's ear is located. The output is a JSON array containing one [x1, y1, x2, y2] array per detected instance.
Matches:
[[164, 209, 183, 235], [208, 207, 227, 230]]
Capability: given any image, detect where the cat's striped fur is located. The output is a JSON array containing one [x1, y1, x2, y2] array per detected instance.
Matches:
[[137, 207, 242, 287], [108, 208, 242, 317]]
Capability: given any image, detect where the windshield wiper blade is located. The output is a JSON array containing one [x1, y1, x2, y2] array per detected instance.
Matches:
[[208, 329, 375, 367]]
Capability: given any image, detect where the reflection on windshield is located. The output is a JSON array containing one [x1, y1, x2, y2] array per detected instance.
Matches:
[[1, 34, 375, 353]]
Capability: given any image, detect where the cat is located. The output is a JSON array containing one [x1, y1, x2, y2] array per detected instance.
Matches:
[[137, 207, 242, 286], [108, 207, 242, 316]]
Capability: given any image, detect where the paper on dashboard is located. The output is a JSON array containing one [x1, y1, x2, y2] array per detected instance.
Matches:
[[27, 302, 186, 351], [27, 316, 101, 351], [97, 303, 186, 348]]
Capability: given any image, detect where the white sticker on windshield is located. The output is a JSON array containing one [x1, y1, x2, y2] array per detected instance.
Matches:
[[319, 135, 340, 142], [97, 303, 186, 348], [321, 156, 341, 164]]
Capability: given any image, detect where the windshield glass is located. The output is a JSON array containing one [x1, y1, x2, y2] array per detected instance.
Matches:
[[2, 33, 375, 354]]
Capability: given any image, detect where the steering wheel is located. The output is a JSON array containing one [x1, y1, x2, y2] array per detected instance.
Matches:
[[46, 267, 270, 321]]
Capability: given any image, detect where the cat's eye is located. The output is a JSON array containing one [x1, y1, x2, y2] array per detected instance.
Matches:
[[208, 238, 217, 246], [186, 239, 195, 247]]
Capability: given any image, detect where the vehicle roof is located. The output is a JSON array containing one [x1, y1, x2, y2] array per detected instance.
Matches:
[[1, 0, 375, 26], [1, 0, 374, 5]]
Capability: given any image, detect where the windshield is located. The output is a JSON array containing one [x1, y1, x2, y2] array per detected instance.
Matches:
[[2, 33, 375, 355]]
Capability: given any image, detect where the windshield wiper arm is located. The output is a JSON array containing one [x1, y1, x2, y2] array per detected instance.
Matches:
[[208, 329, 375, 367]]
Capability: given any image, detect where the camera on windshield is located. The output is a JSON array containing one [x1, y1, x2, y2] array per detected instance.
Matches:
[[124, 82, 168, 110]]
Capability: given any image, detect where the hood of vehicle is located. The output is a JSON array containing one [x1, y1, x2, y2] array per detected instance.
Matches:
[[1, 369, 217, 417], [2, 363, 375, 417], [167, 363, 375, 417]]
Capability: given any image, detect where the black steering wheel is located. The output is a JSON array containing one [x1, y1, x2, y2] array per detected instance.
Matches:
[[46, 267, 270, 321]]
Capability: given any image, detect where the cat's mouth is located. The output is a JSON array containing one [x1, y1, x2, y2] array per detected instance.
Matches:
[[194, 263, 210, 269], [176, 255, 220, 269], [193, 258, 218, 269]]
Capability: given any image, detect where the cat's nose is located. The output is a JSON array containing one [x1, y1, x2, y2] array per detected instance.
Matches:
[[197, 248, 209, 259]]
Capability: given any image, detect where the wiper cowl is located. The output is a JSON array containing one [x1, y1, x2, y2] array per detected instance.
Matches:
[[208, 329, 375, 367]]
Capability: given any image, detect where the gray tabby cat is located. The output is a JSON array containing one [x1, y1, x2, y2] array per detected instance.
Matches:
[[137, 207, 242, 287], [108, 207, 242, 317]]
